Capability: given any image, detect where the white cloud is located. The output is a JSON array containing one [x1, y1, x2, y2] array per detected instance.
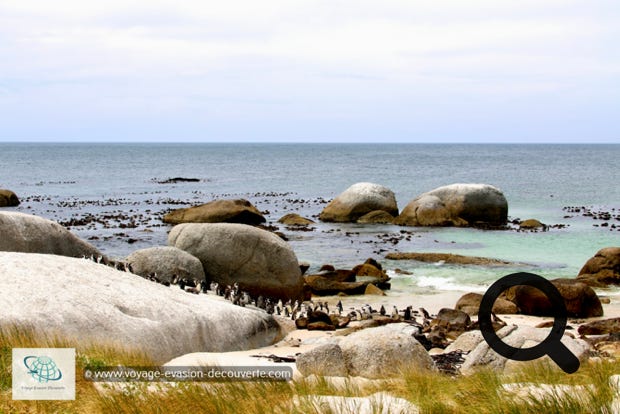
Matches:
[[0, 0, 618, 141]]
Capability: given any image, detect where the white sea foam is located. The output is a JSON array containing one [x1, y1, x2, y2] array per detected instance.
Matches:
[[413, 275, 487, 293]]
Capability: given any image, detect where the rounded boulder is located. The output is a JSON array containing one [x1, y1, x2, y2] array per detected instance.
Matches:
[[338, 323, 435, 378], [394, 183, 508, 227], [0, 189, 20, 207], [126, 246, 206, 283], [0, 211, 102, 258], [163, 198, 265, 225], [577, 247, 620, 287], [319, 182, 398, 223], [168, 223, 304, 300]]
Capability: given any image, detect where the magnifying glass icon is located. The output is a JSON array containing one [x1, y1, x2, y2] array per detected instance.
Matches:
[[478, 272, 580, 374]]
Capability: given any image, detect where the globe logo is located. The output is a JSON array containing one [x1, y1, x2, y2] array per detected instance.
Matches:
[[23, 355, 63, 383]]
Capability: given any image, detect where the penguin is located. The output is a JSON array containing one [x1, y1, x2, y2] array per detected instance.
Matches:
[[404, 306, 412, 321], [380, 305, 386, 316], [391, 306, 400, 319], [336, 300, 343, 315]]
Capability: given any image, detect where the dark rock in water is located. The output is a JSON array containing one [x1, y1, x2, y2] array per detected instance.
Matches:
[[0, 189, 20, 207], [278, 213, 315, 226], [512, 278, 603, 318], [352, 263, 385, 278], [364, 257, 383, 271], [578, 318, 620, 335], [156, 177, 201, 184], [519, 218, 546, 230], [455, 292, 518, 316], [299, 261, 310, 275], [314, 269, 356, 283], [385, 251, 515, 266], [577, 247, 620, 287], [394, 183, 508, 227], [356, 210, 395, 224], [319, 264, 335, 272], [304, 275, 368, 296], [163, 198, 266, 226], [307, 321, 336, 331], [319, 182, 399, 223]]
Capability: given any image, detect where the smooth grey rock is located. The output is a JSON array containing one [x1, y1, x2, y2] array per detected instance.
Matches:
[[0, 252, 280, 363], [296, 343, 348, 377], [319, 182, 398, 223], [338, 323, 434, 379], [461, 325, 589, 375], [168, 223, 304, 300], [0, 211, 101, 258], [126, 246, 205, 283], [395, 183, 508, 227]]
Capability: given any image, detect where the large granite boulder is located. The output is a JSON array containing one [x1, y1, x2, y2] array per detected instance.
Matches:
[[0, 189, 20, 207], [0, 252, 280, 363], [319, 182, 398, 223], [338, 324, 434, 378], [394, 183, 508, 227], [0, 211, 102, 258], [577, 247, 620, 287], [296, 343, 348, 377], [460, 325, 590, 375], [163, 198, 266, 225], [511, 278, 603, 318], [168, 223, 304, 300], [278, 213, 315, 226], [126, 246, 206, 283]]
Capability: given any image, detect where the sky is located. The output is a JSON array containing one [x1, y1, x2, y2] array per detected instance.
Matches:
[[0, 0, 618, 143]]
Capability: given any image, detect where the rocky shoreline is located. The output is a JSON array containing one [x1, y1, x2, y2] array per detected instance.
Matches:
[[2, 182, 620, 396]]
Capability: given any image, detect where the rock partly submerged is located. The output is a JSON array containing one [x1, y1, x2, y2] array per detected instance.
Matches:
[[0, 211, 102, 258], [319, 182, 398, 223], [125, 246, 206, 283], [169, 223, 304, 300], [0, 252, 280, 363], [385, 252, 517, 266], [163, 198, 266, 226], [394, 183, 508, 227], [0, 189, 20, 207], [278, 213, 315, 226]]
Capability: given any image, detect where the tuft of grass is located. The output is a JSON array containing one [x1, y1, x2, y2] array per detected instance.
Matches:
[[3, 323, 620, 413]]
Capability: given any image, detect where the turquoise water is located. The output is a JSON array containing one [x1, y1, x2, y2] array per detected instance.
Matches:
[[1, 143, 618, 294]]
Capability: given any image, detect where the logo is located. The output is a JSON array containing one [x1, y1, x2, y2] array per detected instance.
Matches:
[[23, 355, 63, 383], [479, 272, 580, 374], [12, 348, 75, 400]]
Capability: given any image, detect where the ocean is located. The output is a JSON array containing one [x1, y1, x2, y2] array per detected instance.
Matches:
[[1, 143, 618, 297]]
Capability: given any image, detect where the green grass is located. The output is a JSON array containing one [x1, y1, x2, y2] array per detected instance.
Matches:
[[2, 323, 620, 414]]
